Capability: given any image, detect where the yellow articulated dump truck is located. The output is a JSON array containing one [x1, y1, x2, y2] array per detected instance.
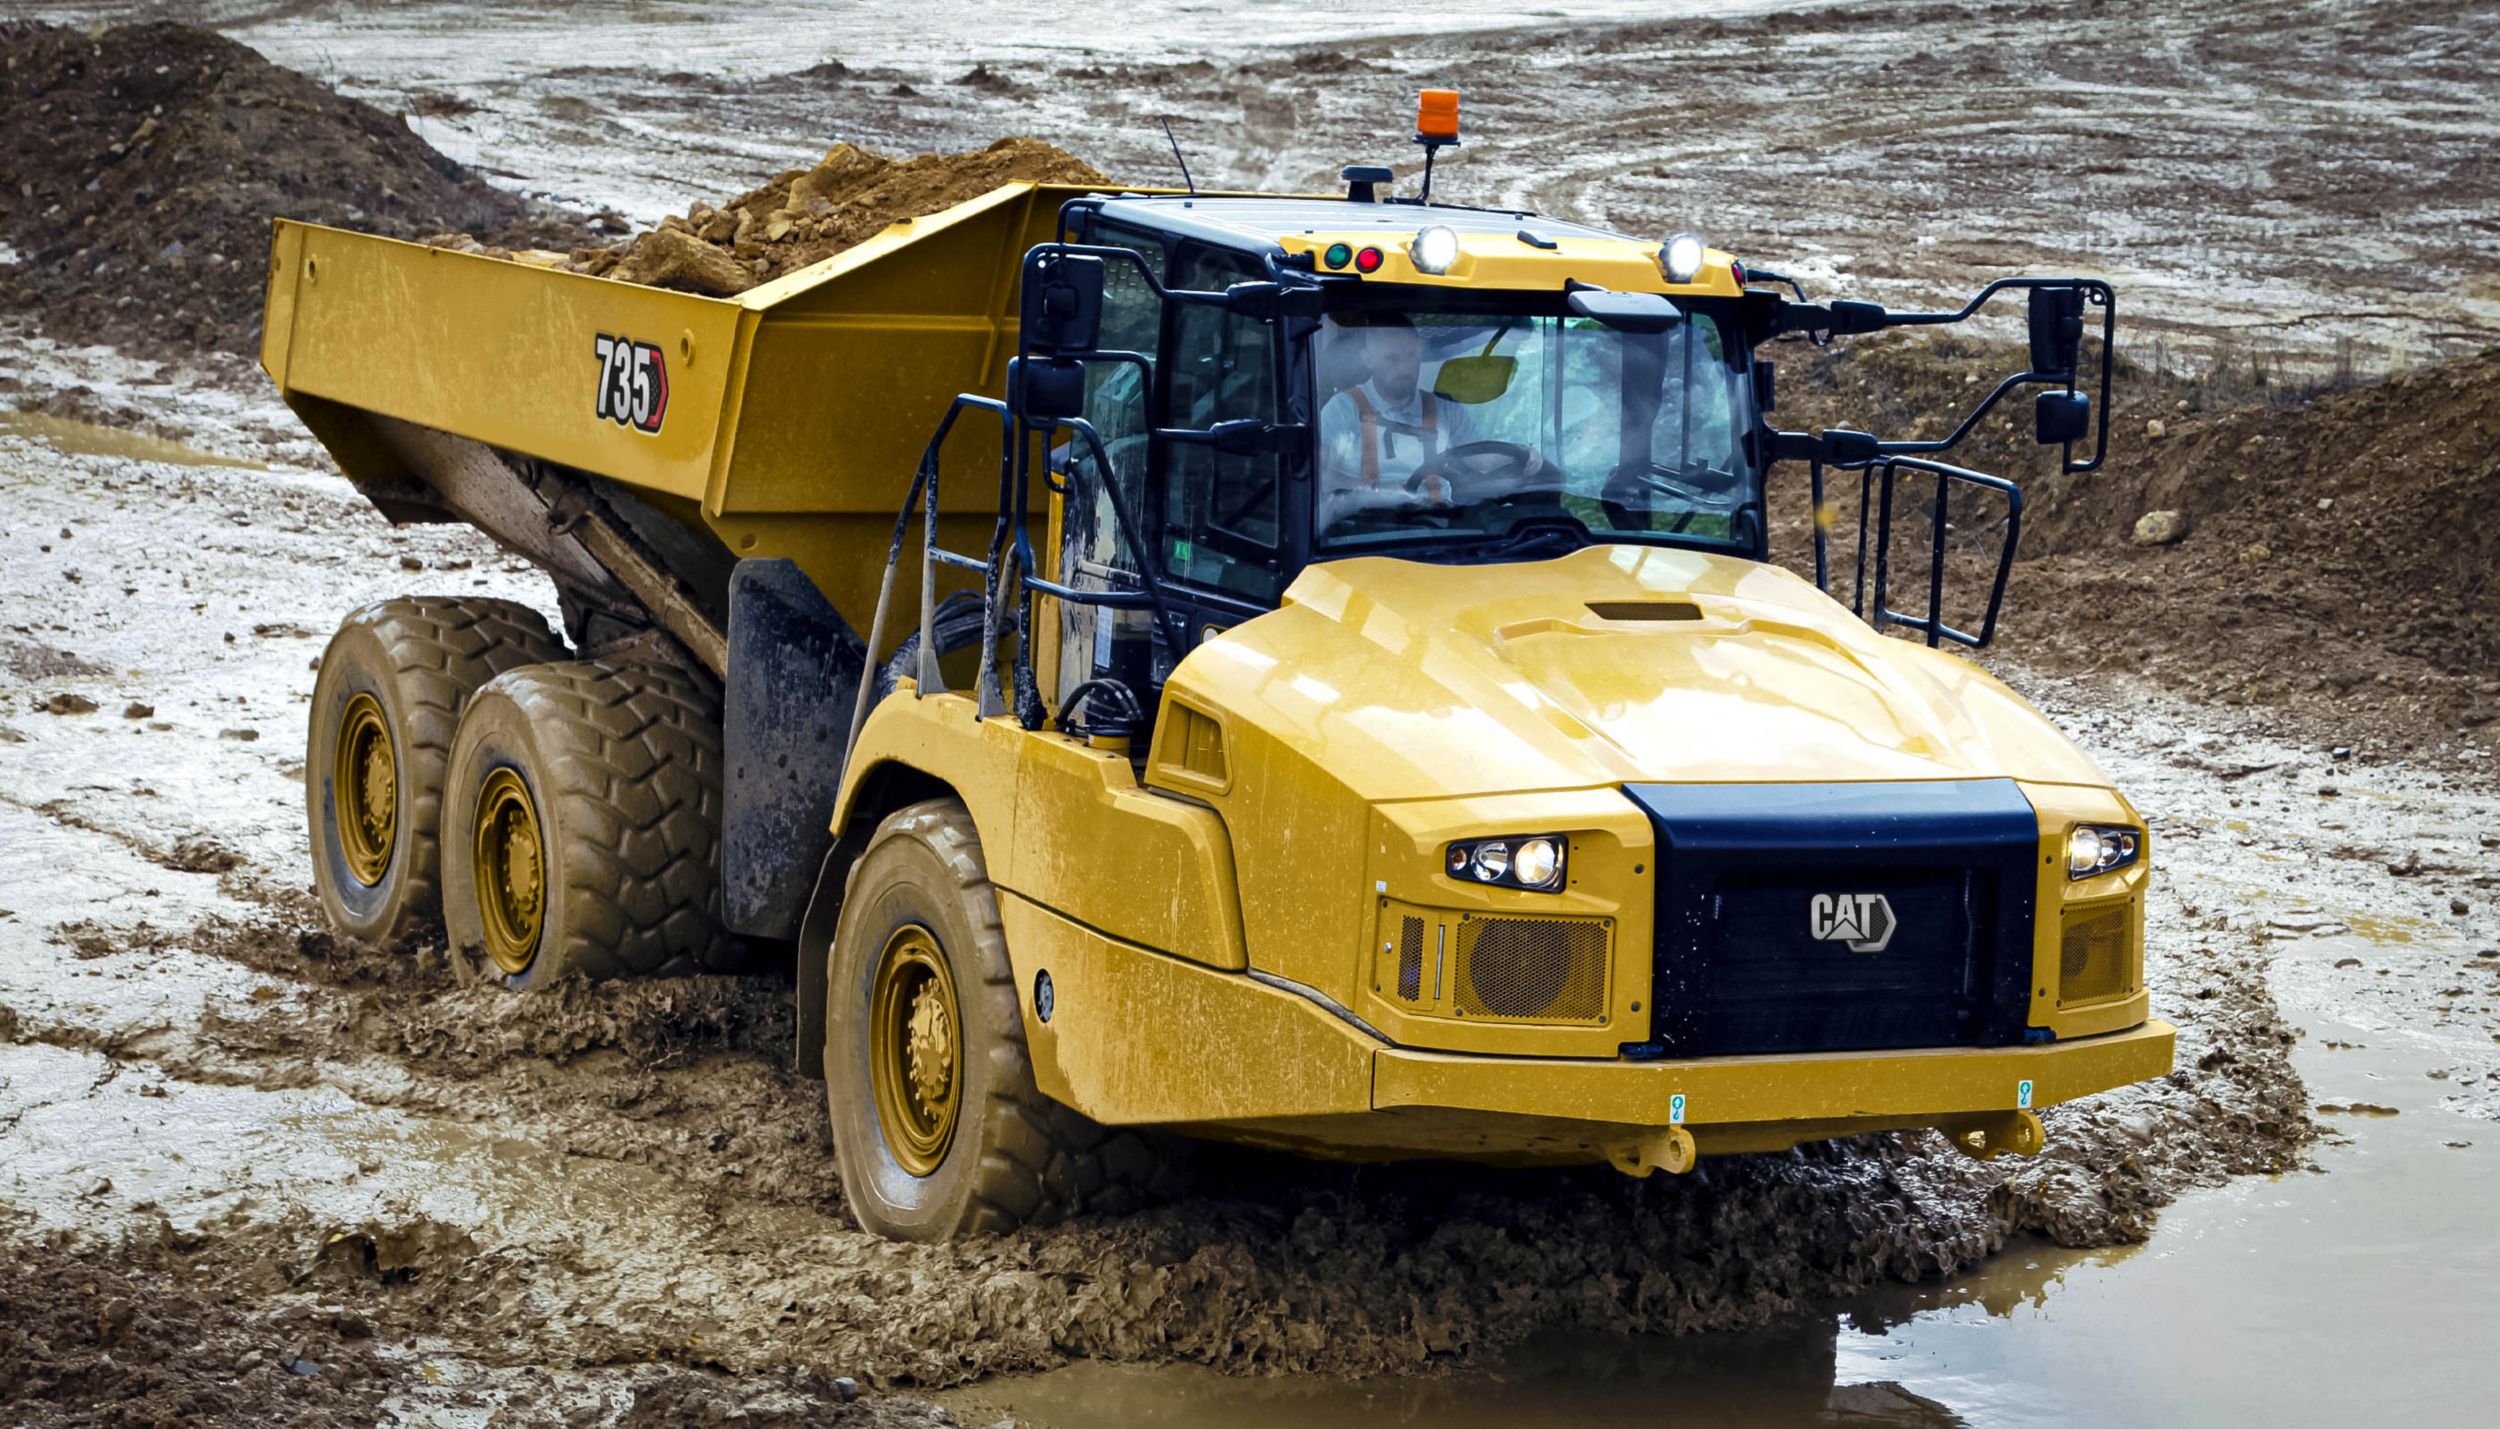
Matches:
[[264, 94, 2171, 1240]]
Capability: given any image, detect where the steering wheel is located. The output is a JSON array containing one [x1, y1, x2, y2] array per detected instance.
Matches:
[[1410, 442, 1540, 507], [1605, 465, 1739, 512]]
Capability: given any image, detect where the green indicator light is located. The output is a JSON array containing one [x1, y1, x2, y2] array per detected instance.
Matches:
[[1323, 242, 1353, 269]]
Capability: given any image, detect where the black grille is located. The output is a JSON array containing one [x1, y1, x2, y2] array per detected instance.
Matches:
[[1625, 780, 2039, 1057], [1455, 916, 1609, 1022]]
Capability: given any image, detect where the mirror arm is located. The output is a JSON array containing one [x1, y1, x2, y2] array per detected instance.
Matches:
[[1767, 427, 1882, 468]]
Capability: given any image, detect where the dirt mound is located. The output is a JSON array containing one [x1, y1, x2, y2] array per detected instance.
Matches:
[[551, 137, 1109, 297], [0, 21, 576, 358], [1780, 338, 2500, 760]]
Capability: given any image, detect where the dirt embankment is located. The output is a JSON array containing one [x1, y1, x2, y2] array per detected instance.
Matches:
[[1780, 336, 2500, 764], [0, 21, 577, 357]]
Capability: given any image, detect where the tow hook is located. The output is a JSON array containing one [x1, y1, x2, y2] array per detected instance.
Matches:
[[1608, 1124, 1698, 1178], [1945, 1109, 2047, 1162]]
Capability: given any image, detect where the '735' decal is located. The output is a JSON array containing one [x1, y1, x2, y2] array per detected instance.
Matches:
[[594, 334, 668, 435]]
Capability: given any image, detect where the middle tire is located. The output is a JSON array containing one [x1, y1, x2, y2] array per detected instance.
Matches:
[[440, 656, 738, 988]]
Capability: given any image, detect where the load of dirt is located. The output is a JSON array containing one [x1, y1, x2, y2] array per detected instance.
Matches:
[[545, 137, 1109, 297], [1779, 337, 2500, 761], [0, 21, 580, 359]]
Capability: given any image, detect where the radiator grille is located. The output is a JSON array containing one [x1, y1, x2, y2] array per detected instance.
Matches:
[[1396, 915, 1424, 1002], [2059, 903, 2131, 1006], [1455, 915, 1608, 1022]]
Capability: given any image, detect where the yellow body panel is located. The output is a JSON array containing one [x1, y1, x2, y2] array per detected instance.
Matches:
[[838, 685, 1246, 971]]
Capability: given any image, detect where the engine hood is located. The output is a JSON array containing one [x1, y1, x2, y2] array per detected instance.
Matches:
[[1166, 545, 2111, 804]]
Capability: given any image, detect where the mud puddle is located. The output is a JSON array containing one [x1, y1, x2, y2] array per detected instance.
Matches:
[[0, 409, 264, 469]]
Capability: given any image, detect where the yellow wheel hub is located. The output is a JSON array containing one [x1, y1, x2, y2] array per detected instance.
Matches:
[[333, 692, 398, 887], [869, 925, 962, 1176], [470, 767, 546, 975]]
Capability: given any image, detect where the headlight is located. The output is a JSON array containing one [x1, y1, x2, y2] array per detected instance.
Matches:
[[1658, 231, 1706, 284], [1512, 837, 1562, 888], [1446, 835, 1567, 891], [2067, 823, 2141, 879], [1410, 224, 1460, 275]]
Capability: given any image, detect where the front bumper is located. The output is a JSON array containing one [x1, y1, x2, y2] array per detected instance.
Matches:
[[1371, 1018, 2176, 1165]]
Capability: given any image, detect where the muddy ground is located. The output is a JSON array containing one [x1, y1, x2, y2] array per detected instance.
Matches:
[[1, 0, 2497, 1423]]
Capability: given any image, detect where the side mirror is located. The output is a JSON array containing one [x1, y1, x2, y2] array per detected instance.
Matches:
[[2027, 285, 2084, 378], [2035, 390, 2090, 446], [1021, 252, 1105, 354], [1012, 357, 1087, 423]]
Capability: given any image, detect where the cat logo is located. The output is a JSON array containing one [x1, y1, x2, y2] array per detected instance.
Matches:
[[1807, 892, 1896, 954]]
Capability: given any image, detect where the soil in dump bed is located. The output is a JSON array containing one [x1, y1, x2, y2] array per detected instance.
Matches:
[[1778, 338, 2500, 759], [485, 135, 1109, 297], [0, 21, 576, 359]]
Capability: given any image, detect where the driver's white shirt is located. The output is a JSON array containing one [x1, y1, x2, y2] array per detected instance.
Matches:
[[1320, 379, 1484, 489]]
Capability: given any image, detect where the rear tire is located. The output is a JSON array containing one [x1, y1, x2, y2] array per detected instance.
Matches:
[[306, 597, 568, 949], [825, 798, 1181, 1240], [439, 656, 738, 989]]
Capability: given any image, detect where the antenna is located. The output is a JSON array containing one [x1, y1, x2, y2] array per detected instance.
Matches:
[[1161, 116, 1196, 196]]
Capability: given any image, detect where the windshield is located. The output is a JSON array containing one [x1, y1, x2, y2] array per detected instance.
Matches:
[[1315, 306, 1755, 553]]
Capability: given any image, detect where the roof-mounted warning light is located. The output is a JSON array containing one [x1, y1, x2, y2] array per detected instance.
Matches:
[[1414, 88, 1460, 204], [1416, 89, 1460, 144]]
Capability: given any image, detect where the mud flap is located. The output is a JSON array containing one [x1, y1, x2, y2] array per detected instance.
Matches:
[[722, 559, 865, 942]]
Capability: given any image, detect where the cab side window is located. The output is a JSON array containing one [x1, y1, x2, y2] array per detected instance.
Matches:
[[1055, 222, 1164, 700], [1069, 223, 1163, 554], [1161, 247, 1283, 604]]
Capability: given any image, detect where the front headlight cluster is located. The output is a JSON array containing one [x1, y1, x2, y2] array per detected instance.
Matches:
[[2066, 824, 2142, 879], [1446, 835, 1567, 892]]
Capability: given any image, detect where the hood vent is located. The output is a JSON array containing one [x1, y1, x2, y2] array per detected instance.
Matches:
[[1586, 600, 1703, 623]]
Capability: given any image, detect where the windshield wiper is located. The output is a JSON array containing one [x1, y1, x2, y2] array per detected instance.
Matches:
[[1381, 517, 1597, 564]]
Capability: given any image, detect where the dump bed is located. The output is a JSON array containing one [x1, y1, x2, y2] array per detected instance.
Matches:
[[261, 181, 1105, 624]]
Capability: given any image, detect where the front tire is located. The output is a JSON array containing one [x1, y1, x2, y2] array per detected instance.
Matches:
[[306, 597, 568, 949], [439, 656, 738, 988], [826, 799, 1178, 1240]]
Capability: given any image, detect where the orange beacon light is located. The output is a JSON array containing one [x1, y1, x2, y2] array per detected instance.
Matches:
[[1416, 88, 1460, 143]]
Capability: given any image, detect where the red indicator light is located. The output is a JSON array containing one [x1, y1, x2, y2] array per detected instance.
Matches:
[[1730, 260, 1748, 287], [1354, 246, 1384, 273]]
